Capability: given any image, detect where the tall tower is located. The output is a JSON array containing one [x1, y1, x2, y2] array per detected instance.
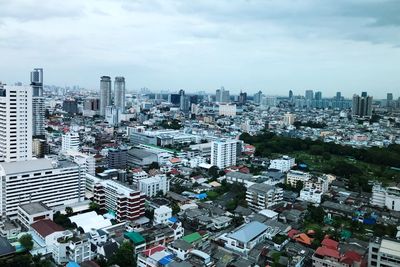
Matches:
[[99, 76, 112, 116], [0, 83, 33, 162], [352, 92, 373, 117], [114, 76, 125, 112], [31, 68, 45, 137]]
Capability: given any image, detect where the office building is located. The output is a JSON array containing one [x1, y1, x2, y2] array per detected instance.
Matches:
[[211, 139, 237, 169], [246, 183, 283, 210], [315, 91, 322, 100], [114, 76, 125, 111], [62, 99, 78, 114], [216, 87, 230, 103], [305, 90, 314, 100], [169, 93, 181, 106], [31, 68, 45, 137], [0, 84, 32, 162], [99, 76, 112, 116], [368, 238, 400, 267], [93, 179, 145, 222], [62, 132, 80, 152], [138, 174, 170, 197], [0, 158, 85, 218], [107, 148, 128, 169], [352, 92, 373, 117]]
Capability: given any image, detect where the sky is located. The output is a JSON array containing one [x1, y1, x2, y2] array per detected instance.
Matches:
[[0, 0, 399, 98]]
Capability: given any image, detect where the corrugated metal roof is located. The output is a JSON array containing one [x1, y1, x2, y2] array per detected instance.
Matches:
[[227, 221, 268, 243]]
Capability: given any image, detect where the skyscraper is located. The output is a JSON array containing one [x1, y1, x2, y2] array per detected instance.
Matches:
[[254, 90, 263, 104], [288, 90, 293, 99], [239, 91, 247, 104], [0, 83, 32, 162], [305, 90, 314, 100], [114, 76, 125, 111], [31, 68, 45, 137], [216, 87, 230, 103], [315, 91, 322, 100], [99, 76, 112, 116], [336, 92, 342, 101], [352, 92, 373, 117], [387, 93, 393, 101]]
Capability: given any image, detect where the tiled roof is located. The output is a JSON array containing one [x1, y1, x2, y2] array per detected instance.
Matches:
[[31, 219, 64, 238]]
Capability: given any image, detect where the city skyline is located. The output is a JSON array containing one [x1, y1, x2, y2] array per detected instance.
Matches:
[[0, 0, 399, 98]]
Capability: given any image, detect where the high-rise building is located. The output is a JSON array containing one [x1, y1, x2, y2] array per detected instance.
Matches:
[[211, 139, 237, 169], [238, 91, 247, 104], [336, 92, 342, 101], [0, 158, 85, 218], [283, 113, 295, 126], [352, 92, 373, 117], [254, 90, 263, 104], [32, 138, 48, 158], [387, 93, 393, 101], [31, 68, 45, 137], [305, 90, 314, 100], [114, 76, 125, 112], [288, 90, 293, 99], [315, 91, 322, 100], [99, 76, 112, 116], [62, 99, 78, 114], [216, 87, 230, 103], [138, 174, 170, 197], [0, 84, 32, 162]]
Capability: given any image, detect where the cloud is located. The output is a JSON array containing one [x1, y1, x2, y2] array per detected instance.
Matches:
[[0, 0, 399, 97]]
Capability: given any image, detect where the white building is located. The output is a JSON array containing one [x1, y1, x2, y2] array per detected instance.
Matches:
[[283, 113, 295, 126], [53, 230, 94, 264], [246, 183, 283, 211], [31, 68, 45, 137], [105, 105, 121, 126], [61, 132, 80, 152], [286, 170, 311, 187], [17, 202, 53, 229], [303, 175, 330, 193], [0, 84, 32, 163], [269, 156, 295, 172], [218, 104, 236, 117], [299, 188, 323, 204], [0, 158, 85, 218], [211, 139, 237, 169], [138, 175, 170, 197], [63, 150, 96, 176], [153, 205, 172, 225], [368, 238, 400, 267], [371, 185, 400, 211]]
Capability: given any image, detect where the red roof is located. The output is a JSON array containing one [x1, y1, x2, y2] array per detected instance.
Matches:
[[341, 251, 362, 264], [315, 247, 340, 259], [31, 219, 64, 238], [143, 245, 165, 256], [321, 238, 339, 250], [288, 229, 300, 239]]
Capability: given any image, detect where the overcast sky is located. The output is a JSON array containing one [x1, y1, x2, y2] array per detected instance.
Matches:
[[0, 0, 399, 98]]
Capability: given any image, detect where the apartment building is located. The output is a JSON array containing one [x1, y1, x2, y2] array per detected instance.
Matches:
[[63, 150, 96, 176], [138, 175, 170, 197], [269, 155, 295, 172], [246, 183, 283, 211], [368, 238, 400, 267], [61, 132, 80, 152], [93, 179, 145, 222], [286, 170, 311, 187], [211, 139, 237, 169]]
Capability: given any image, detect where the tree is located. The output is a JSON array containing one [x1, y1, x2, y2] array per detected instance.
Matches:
[[109, 241, 136, 267], [19, 234, 33, 250], [171, 202, 181, 215], [306, 204, 325, 224], [65, 207, 73, 216], [149, 161, 159, 170], [89, 202, 101, 213], [208, 166, 220, 179]]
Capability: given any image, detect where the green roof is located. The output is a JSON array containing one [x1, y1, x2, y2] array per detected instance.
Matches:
[[124, 232, 145, 245], [182, 232, 202, 244]]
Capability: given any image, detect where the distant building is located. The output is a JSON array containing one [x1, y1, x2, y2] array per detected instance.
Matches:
[[352, 92, 373, 117], [286, 170, 311, 187], [31, 68, 45, 137], [62, 99, 78, 114], [371, 184, 400, 211], [283, 113, 295, 126], [32, 138, 48, 158], [63, 150, 96, 176], [254, 90, 263, 104], [305, 90, 314, 100], [107, 148, 128, 169], [100, 76, 112, 116], [114, 76, 125, 111], [315, 91, 322, 100], [216, 87, 230, 103], [218, 104, 236, 117], [211, 139, 237, 169]]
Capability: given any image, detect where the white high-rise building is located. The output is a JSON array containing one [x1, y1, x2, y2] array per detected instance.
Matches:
[[0, 84, 32, 162], [211, 139, 237, 169], [62, 132, 80, 152], [99, 76, 112, 116], [283, 113, 295, 126], [0, 158, 85, 218], [63, 150, 96, 176], [31, 68, 45, 136], [138, 175, 170, 197], [269, 155, 295, 172], [114, 76, 125, 112]]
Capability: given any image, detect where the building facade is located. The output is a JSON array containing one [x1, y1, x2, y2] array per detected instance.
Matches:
[[114, 76, 125, 112], [138, 175, 170, 197], [246, 183, 283, 211], [99, 76, 112, 116], [31, 68, 45, 137], [61, 132, 80, 152], [211, 139, 237, 169]]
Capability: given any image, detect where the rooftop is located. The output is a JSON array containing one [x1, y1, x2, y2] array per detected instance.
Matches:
[[31, 219, 64, 238], [227, 221, 268, 243], [19, 202, 51, 215]]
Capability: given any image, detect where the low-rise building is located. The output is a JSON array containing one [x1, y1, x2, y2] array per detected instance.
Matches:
[[138, 174, 170, 197], [246, 183, 283, 211], [17, 202, 53, 229], [368, 238, 400, 267], [269, 156, 295, 172], [286, 170, 311, 187]]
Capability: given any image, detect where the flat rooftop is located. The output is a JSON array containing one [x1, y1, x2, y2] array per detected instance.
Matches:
[[19, 202, 50, 215]]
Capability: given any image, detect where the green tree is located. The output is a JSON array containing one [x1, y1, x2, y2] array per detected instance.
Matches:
[[149, 161, 160, 170], [109, 241, 136, 267], [89, 202, 101, 212], [65, 206, 73, 216], [19, 234, 33, 250]]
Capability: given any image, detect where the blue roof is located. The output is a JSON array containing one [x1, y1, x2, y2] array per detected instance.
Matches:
[[159, 254, 174, 265], [227, 221, 269, 243], [168, 217, 178, 223], [66, 262, 80, 267], [196, 193, 207, 200]]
